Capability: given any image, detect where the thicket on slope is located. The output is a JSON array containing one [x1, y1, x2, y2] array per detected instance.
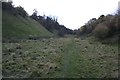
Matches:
[[2, 2, 28, 17], [93, 23, 109, 39], [79, 18, 98, 35], [15, 6, 28, 17], [113, 15, 120, 34], [79, 13, 120, 39], [79, 25, 86, 34], [102, 15, 119, 37]]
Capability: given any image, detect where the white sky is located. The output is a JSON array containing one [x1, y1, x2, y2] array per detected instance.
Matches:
[[12, 0, 119, 30]]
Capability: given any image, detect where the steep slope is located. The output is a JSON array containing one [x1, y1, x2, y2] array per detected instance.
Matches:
[[2, 11, 53, 38]]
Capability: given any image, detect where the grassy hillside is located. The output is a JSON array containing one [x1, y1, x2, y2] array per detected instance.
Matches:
[[2, 11, 53, 39]]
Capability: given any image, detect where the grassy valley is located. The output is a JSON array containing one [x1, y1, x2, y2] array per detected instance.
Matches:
[[2, 1, 119, 79], [2, 37, 118, 78]]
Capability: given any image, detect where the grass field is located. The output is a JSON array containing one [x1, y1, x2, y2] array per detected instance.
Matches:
[[2, 37, 118, 78]]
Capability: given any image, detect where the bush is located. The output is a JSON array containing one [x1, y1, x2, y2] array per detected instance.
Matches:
[[15, 6, 28, 17], [80, 25, 86, 33], [93, 23, 109, 39], [58, 31, 64, 37], [28, 35, 37, 40]]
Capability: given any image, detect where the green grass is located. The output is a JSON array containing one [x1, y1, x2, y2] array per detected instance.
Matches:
[[2, 37, 118, 78], [2, 11, 53, 38]]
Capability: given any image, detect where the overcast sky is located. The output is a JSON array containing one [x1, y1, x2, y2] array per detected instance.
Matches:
[[12, 0, 119, 30]]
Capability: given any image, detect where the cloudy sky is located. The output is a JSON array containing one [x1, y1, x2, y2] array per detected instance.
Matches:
[[12, 0, 119, 30]]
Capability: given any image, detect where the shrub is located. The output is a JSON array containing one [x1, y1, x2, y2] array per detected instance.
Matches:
[[28, 35, 37, 40], [80, 25, 86, 33], [15, 6, 28, 17], [58, 32, 64, 37], [93, 23, 109, 39]]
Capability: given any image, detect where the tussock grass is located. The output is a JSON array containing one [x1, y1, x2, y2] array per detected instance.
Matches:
[[2, 37, 118, 78]]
